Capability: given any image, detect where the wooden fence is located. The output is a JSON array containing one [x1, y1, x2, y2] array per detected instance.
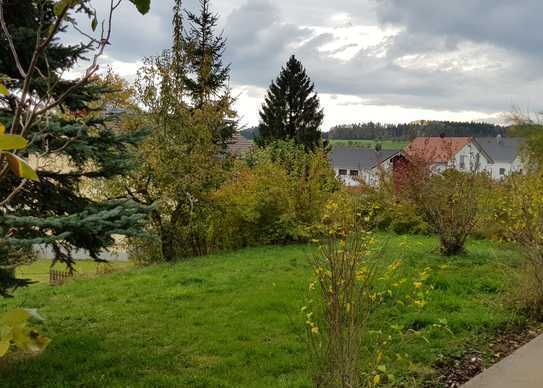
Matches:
[[49, 269, 74, 285]]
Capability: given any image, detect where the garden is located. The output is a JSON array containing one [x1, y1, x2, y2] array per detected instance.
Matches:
[[0, 235, 536, 387], [2, 1, 543, 387]]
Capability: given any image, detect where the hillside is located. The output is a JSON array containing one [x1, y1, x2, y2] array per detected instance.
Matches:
[[0, 235, 532, 387]]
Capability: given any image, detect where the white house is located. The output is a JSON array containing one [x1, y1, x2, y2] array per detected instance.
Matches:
[[474, 136, 524, 179], [329, 147, 401, 186], [404, 137, 492, 173], [404, 136, 524, 179]]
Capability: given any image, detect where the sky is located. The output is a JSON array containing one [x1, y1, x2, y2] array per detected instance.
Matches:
[[76, 0, 543, 130]]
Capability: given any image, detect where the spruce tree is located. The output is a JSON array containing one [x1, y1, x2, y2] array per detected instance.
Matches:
[[121, 0, 235, 261], [184, 0, 235, 144], [257, 55, 324, 151], [0, 0, 149, 295]]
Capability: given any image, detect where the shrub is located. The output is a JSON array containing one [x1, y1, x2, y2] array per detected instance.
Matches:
[[400, 165, 487, 256], [209, 140, 338, 250], [209, 160, 298, 248], [350, 184, 428, 235], [306, 199, 377, 387], [305, 197, 438, 386], [495, 172, 543, 318]]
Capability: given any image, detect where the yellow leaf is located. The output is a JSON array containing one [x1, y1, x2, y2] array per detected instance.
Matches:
[[373, 374, 381, 385], [11, 325, 31, 350], [5, 153, 39, 181], [0, 134, 28, 151], [0, 82, 8, 96], [0, 123, 5, 135], [1, 309, 30, 326], [0, 339, 10, 357]]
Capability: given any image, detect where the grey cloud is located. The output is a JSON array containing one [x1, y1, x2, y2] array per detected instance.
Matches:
[[224, 0, 312, 87], [375, 0, 543, 59], [60, 0, 543, 119]]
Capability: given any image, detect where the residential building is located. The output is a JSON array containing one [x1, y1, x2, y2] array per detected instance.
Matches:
[[474, 136, 524, 179], [404, 137, 492, 173], [402, 136, 524, 179], [329, 147, 401, 186]]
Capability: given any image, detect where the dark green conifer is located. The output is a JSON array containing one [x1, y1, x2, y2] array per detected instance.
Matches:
[[0, 0, 149, 296], [257, 55, 324, 151]]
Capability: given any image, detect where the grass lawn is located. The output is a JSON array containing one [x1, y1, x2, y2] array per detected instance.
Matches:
[[329, 139, 409, 150], [17, 260, 133, 284], [0, 234, 527, 387]]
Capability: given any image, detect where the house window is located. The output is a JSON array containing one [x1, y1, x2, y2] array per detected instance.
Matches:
[[349, 170, 359, 176], [459, 155, 466, 170], [499, 168, 506, 176], [338, 169, 347, 176]]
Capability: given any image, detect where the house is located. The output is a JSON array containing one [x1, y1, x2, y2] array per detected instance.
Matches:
[[329, 147, 401, 186], [403, 136, 492, 173], [227, 133, 255, 155], [474, 136, 524, 179], [402, 136, 524, 180]]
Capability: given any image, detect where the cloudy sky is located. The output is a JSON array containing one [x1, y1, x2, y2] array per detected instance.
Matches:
[[83, 0, 543, 130]]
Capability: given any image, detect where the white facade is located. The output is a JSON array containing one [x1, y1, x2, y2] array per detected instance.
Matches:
[[334, 156, 395, 187], [451, 143, 491, 173], [433, 141, 523, 180], [485, 156, 523, 180], [334, 168, 362, 186]]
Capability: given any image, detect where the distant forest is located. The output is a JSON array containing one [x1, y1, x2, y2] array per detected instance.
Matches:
[[240, 121, 506, 141], [326, 121, 505, 140]]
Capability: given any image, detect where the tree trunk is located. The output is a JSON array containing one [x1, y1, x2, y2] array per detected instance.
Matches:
[[440, 237, 466, 256]]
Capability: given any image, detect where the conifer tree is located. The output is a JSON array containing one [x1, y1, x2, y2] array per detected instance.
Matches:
[[0, 0, 149, 295], [184, 0, 235, 144], [120, 0, 235, 261], [257, 55, 324, 151]]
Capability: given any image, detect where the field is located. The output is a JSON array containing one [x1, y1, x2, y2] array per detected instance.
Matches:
[[0, 234, 528, 387], [329, 139, 409, 150]]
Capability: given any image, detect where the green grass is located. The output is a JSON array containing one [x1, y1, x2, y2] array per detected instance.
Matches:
[[329, 139, 408, 150], [0, 235, 527, 387], [17, 260, 132, 284]]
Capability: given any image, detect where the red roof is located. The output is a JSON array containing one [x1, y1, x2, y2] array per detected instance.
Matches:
[[404, 137, 472, 163]]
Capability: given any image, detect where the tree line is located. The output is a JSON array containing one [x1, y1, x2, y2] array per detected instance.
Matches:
[[326, 120, 505, 140]]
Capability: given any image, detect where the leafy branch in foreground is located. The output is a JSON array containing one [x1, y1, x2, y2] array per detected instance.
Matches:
[[0, 308, 49, 358]]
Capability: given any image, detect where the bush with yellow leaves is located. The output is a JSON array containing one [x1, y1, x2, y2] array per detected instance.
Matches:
[[305, 197, 439, 387], [495, 172, 543, 318], [304, 194, 379, 387]]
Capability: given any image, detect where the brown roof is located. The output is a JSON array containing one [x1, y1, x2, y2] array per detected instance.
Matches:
[[405, 137, 472, 163], [227, 133, 255, 155]]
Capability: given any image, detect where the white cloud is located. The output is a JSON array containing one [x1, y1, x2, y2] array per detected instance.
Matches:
[[59, 0, 543, 128]]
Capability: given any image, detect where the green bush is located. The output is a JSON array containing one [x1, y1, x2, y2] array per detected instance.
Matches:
[[209, 140, 338, 249], [349, 183, 428, 236]]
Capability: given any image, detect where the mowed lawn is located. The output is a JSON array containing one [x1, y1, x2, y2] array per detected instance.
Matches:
[[0, 235, 527, 387]]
